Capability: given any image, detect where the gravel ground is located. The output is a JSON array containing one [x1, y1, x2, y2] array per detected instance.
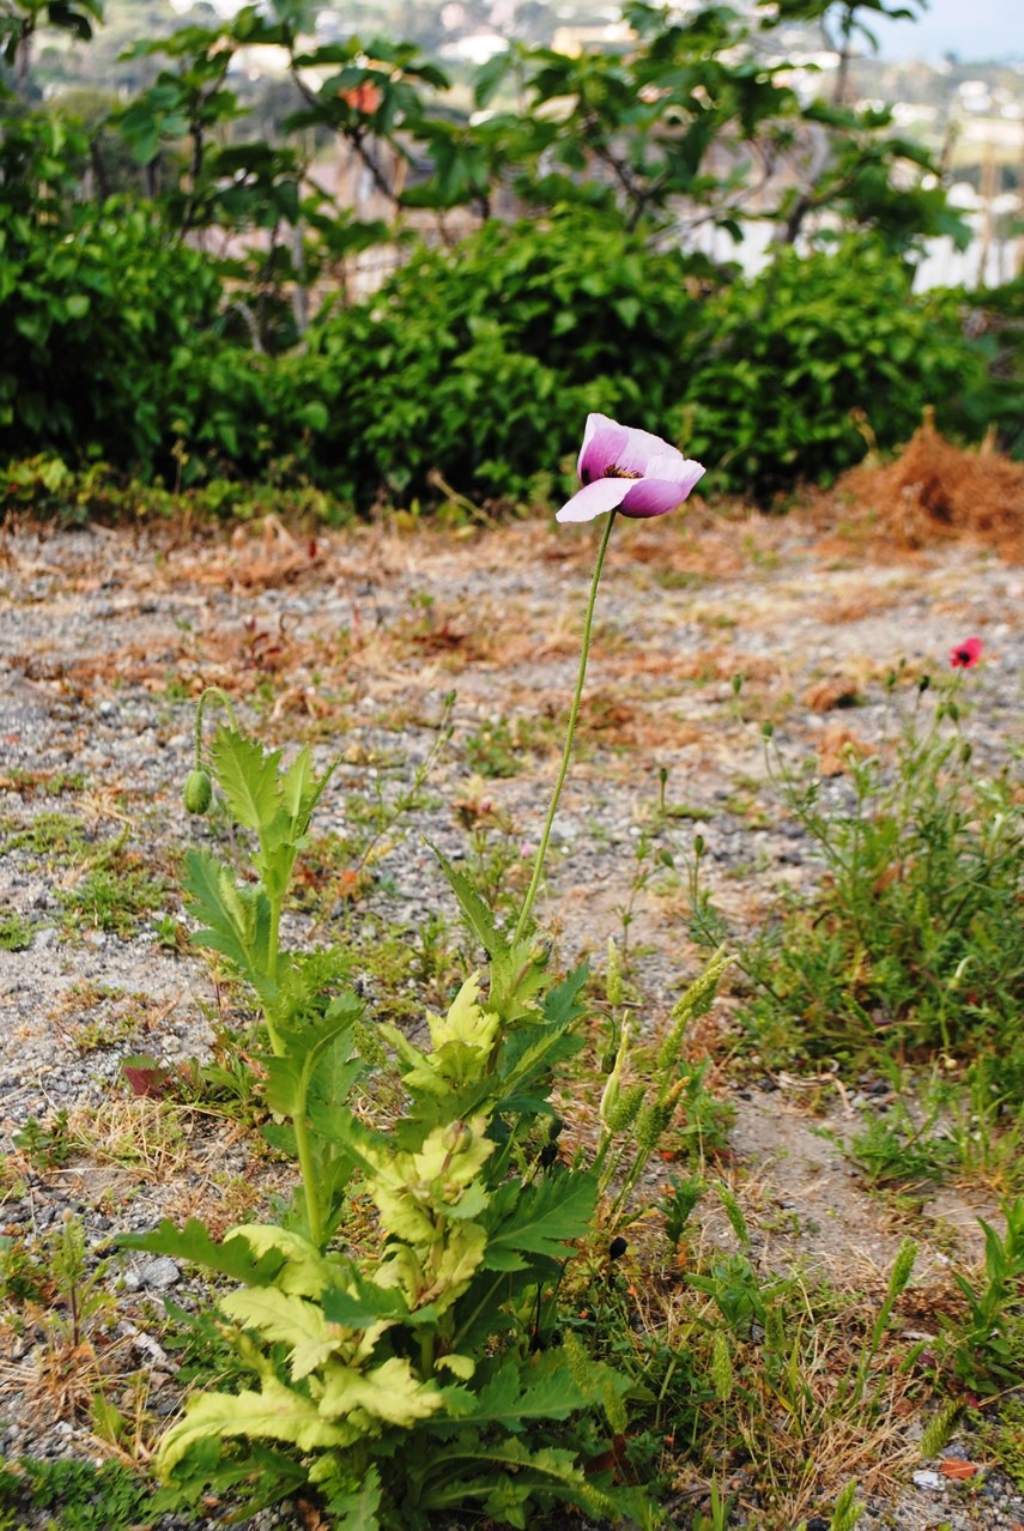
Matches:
[[1, 511, 1022, 1528]]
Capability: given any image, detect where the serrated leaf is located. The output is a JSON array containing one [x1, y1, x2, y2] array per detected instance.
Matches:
[[321, 1275, 415, 1327], [116, 1217, 282, 1285], [220, 1287, 339, 1380], [182, 847, 269, 988], [543, 962, 590, 1028], [484, 1172, 597, 1272], [434, 848, 503, 956], [448, 1354, 587, 1430], [489, 939, 549, 1020], [157, 1376, 355, 1478], [322, 1464, 382, 1530], [264, 1008, 361, 1120], [225, 1224, 336, 1297], [280, 746, 337, 841], [210, 726, 282, 834], [319, 1356, 443, 1426]]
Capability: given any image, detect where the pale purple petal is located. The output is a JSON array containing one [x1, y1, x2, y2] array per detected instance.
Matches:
[[556, 477, 634, 523], [578, 414, 629, 484], [643, 454, 705, 492], [620, 467, 703, 518], [614, 426, 685, 478]]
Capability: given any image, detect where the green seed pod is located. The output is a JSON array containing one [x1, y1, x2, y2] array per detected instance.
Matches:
[[183, 768, 213, 815]]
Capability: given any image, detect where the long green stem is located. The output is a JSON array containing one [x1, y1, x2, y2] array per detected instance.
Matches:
[[513, 511, 616, 944], [193, 685, 239, 769], [292, 1107, 323, 1249]]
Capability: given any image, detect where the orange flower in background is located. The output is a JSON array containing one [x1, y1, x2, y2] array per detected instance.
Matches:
[[342, 80, 382, 114]]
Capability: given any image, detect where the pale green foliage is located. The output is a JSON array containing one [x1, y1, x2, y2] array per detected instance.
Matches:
[[119, 713, 644, 1528]]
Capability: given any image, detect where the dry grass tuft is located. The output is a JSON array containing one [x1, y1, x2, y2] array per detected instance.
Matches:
[[817, 414, 1024, 560]]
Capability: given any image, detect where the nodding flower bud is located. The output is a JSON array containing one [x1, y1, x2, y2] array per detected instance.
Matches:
[[761, 721, 774, 740], [183, 769, 213, 815], [918, 674, 931, 694], [609, 1236, 628, 1261]]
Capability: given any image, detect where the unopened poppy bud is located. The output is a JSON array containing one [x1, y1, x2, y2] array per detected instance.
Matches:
[[761, 721, 774, 740], [609, 1236, 628, 1260], [918, 674, 931, 694], [960, 741, 972, 763], [694, 834, 705, 859], [539, 1141, 559, 1168], [184, 769, 212, 815], [731, 674, 743, 696]]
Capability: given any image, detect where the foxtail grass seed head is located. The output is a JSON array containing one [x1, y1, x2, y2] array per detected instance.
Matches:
[[606, 1081, 646, 1135], [710, 1330, 734, 1402], [636, 1083, 683, 1153], [888, 1237, 918, 1298], [658, 949, 729, 1073]]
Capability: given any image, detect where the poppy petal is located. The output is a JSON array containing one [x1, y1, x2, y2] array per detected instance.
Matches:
[[556, 478, 634, 523], [578, 415, 630, 483], [620, 465, 705, 518], [615, 426, 687, 478]]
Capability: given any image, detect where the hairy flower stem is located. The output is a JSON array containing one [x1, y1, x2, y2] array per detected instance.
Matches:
[[513, 511, 616, 944], [193, 685, 239, 769]]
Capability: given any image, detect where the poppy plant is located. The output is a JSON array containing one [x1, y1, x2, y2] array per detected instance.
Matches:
[[515, 418, 706, 942], [949, 636, 983, 670], [556, 413, 705, 523]]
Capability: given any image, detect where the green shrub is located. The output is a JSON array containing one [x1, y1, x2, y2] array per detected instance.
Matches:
[[677, 240, 994, 499], [1, 197, 226, 470], [2, 168, 1020, 509], [291, 209, 712, 505]]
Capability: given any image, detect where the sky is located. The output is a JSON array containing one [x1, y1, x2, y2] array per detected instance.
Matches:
[[867, 0, 1021, 63]]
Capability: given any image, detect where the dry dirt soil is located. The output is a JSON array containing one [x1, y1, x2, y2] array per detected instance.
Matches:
[[0, 504, 1022, 1529]]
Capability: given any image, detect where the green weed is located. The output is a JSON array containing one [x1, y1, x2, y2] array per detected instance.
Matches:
[[0, 1457, 152, 1531], [0, 911, 36, 950], [60, 859, 170, 938], [693, 692, 1024, 1070]]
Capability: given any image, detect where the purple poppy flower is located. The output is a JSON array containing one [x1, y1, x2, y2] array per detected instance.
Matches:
[[556, 413, 705, 524]]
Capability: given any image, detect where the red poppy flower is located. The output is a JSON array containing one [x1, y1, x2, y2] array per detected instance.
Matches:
[[949, 636, 983, 670]]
